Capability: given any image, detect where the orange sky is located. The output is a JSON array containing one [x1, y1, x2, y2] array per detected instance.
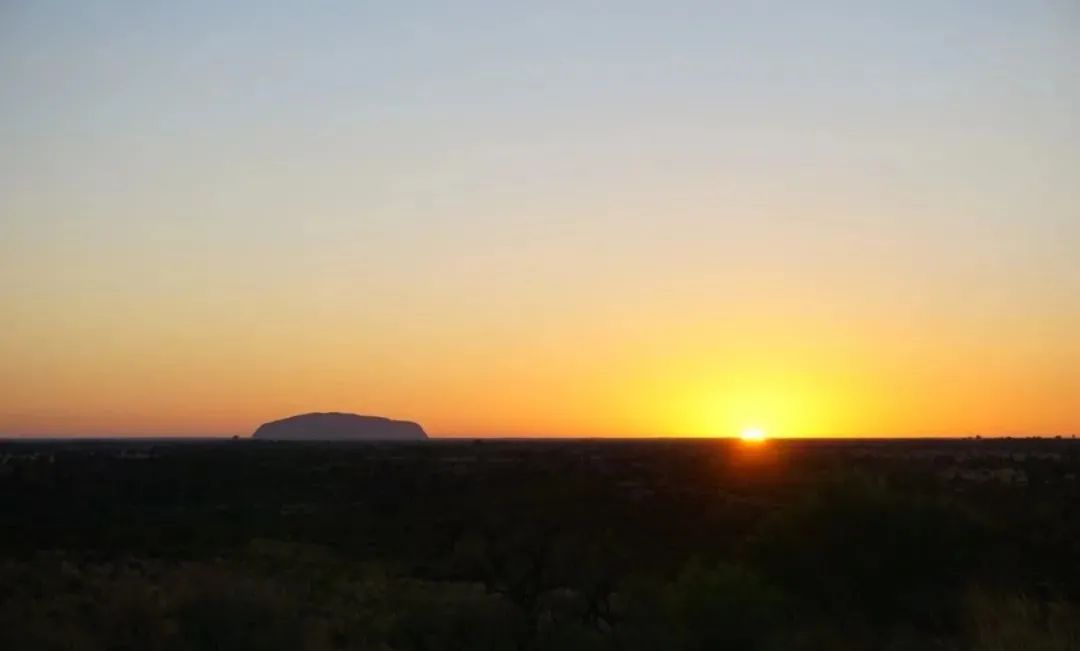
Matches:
[[3, 277, 1077, 437]]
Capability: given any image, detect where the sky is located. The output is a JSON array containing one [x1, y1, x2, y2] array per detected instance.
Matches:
[[2, 1, 1078, 438]]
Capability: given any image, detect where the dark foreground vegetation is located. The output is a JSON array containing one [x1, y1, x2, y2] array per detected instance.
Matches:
[[2, 437, 1079, 650]]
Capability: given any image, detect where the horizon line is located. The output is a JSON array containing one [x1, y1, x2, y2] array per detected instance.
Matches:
[[3, 433, 1078, 442]]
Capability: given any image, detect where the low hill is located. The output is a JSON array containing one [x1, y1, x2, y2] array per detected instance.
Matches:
[[252, 413, 427, 441]]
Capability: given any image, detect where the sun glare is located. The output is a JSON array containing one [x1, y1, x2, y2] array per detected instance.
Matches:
[[740, 428, 767, 443]]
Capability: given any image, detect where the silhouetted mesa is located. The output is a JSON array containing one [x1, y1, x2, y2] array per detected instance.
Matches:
[[252, 413, 427, 441]]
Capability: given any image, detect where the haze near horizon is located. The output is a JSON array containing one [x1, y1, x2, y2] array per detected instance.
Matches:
[[2, 1, 1078, 438]]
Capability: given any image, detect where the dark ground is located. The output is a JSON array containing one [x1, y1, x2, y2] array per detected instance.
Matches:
[[2, 437, 1079, 650]]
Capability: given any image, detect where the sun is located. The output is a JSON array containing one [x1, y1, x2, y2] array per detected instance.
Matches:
[[740, 427, 767, 443]]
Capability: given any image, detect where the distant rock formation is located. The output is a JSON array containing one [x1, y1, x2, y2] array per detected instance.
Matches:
[[252, 413, 427, 441]]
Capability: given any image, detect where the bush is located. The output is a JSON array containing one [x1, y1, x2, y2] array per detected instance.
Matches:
[[618, 561, 784, 651], [968, 590, 1080, 651], [753, 477, 986, 632]]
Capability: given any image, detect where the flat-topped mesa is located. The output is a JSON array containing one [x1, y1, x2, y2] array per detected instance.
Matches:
[[252, 412, 427, 441]]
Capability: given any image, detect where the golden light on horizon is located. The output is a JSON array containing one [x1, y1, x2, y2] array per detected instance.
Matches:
[[691, 373, 838, 440], [740, 427, 767, 443]]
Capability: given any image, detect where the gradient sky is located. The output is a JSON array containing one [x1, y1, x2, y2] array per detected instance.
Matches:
[[2, 1, 1078, 437]]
